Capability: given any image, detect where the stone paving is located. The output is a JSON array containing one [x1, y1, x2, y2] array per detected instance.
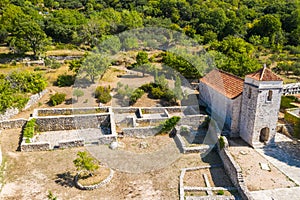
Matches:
[[251, 187, 300, 200], [252, 133, 300, 200], [256, 134, 300, 185], [86, 139, 181, 173]]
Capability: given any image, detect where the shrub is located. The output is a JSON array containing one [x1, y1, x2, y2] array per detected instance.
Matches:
[[217, 190, 224, 195], [73, 89, 84, 101], [49, 93, 66, 106], [56, 74, 75, 87], [23, 118, 36, 143], [129, 88, 145, 105], [73, 151, 99, 174], [150, 87, 164, 99], [157, 116, 181, 135], [219, 136, 225, 149], [95, 86, 112, 104]]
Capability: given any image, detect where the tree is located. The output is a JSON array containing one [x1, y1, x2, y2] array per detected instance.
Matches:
[[81, 53, 110, 83], [45, 9, 86, 43], [134, 51, 152, 76], [11, 19, 51, 58], [73, 89, 84, 102], [73, 151, 99, 175], [174, 76, 183, 101]]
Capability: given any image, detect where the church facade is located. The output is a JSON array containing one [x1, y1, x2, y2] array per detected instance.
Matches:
[[199, 67, 283, 147]]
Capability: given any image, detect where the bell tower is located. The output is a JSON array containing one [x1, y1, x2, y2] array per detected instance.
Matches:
[[239, 66, 283, 147]]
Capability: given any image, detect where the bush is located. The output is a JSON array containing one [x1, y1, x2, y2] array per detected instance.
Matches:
[[129, 88, 145, 105], [219, 136, 225, 149], [95, 86, 112, 104], [23, 118, 36, 143], [157, 116, 181, 135], [49, 93, 66, 106], [151, 87, 164, 99], [56, 74, 75, 87]]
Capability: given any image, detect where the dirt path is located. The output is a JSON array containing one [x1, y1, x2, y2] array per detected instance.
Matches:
[[87, 138, 181, 173]]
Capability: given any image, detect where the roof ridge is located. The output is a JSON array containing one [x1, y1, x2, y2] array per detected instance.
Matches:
[[214, 68, 244, 81], [260, 64, 267, 81]]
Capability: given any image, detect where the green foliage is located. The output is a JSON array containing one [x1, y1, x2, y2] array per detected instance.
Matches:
[[129, 88, 144, 105], [73, 89, 84, 101], [95, 86, 112, 104], [23, 118, 36, 143], [219, 136, 225, 149], [56, 74, 75, 87], [45, 58, 61, 69], [81, 53, 110, 83], [47, 190, 57, 200], [217, 190, 224, 195], [284, 111, 300, 139], [73, 151, 99, 174], [162, 52, 202, 79], [8, 71, 47, 94], [157, 116, 181, 135], [174, 76, 183, 101], [49, 93, 66, 106], [280, 96, 298, 110]]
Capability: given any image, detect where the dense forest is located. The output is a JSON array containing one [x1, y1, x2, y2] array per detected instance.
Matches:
[[0, 0, 299, 78]]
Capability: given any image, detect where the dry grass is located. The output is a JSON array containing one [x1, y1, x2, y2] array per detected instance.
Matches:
[[100, 67, 125, 83], [44, 64, 74, 84], [78, 167, 110, 186], [46, 49, 85, 56], [119, 135, 172, 153]]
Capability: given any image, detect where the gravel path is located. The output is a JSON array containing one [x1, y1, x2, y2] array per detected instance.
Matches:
[[86, 139, 181, 173]]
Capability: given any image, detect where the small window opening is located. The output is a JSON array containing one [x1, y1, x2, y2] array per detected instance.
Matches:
[[248, 88, 252, 99], [267, 90, 273, 101]]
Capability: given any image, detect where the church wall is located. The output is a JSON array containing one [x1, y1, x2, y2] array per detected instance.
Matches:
[[199, 82, 241, 134]]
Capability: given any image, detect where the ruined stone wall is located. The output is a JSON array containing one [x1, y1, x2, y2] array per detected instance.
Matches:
[[21, 142, 51, 152], [35, 107, 109, 117], [35, 114, 110, 132], [177, 115, 208, 128], [0, 89, 47, 121], [24, 89, 48, 110], [217, 137, 253, 200], [0, 118, 27, 129], [122, 127, 160, 137], [58, 139, 84, 149]]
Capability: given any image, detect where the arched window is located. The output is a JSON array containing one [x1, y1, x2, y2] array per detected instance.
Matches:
[[267, 90, 273, 101]]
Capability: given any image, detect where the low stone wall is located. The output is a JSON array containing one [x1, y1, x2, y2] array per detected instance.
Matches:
[[98, 136, 117, 145], [35, 107, 109, 117], [174, 133, 212, 154], [35, 114, 111, 132], [217, 137, 253, 200], [24, 89, 48, 110], [0, 118, 27, 129], [74, 169, 114, 190], [122, 126, 160, 137], [112, 107, 138, 114], [178, 115, 208, 128], [21, 142, 51, 152], [0, 108, 19, 121], [58, 139, 85, 149], [136, 117, 167, 125]]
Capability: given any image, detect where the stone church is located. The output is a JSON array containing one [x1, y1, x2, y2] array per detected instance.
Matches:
[[199, 66, 283, 147]]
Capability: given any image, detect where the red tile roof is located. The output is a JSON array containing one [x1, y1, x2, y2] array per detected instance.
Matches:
[[200, 69, 244, 99], [246, 67, 282, 81]]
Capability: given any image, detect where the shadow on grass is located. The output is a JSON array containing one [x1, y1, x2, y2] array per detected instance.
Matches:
[[55, 171, 74, 188]]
